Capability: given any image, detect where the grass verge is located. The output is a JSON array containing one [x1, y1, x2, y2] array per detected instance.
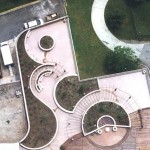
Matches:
[[56, 76, 99, 111], [132, 1, 150, 36], [17, 32, 57, 148]]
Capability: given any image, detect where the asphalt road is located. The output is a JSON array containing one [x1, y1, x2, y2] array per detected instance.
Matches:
[[0, 0, 65, 42]]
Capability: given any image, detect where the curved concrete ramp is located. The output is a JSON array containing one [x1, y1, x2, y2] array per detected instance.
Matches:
[[91, 0, 145, 57]]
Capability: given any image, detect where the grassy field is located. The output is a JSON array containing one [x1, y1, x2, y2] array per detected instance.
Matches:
[[105, 0, 150, 40], [67, 0, 111, 79], [17, 32, 57, 148], [132, 1, 150, 36], [56, 76, 98, 111], [105, 0, 136, 40], [0, 0, 37, 12]]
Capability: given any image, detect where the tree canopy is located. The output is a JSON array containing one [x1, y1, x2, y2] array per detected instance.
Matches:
[[104, 46, 140, 74]]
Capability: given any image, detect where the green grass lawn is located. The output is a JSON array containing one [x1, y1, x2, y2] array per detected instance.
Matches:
[[67, 0, 111, 79], [105, 0, 136, 40], [132, 1, 150, 36], [105, 0, 150, 40], [0, 0, 37, 12]]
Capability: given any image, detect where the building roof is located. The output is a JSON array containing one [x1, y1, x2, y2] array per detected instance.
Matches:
[[0, 44, 13, 66], [0, 143, 19, 150]]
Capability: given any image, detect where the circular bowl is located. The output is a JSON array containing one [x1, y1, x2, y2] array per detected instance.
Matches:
[[39, 35, 55, 52]]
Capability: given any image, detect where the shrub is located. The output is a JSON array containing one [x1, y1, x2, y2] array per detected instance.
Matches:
[[104, 46, 140, 74]]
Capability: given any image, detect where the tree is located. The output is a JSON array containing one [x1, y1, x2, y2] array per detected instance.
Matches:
[[104, 46, 140, 74], [106, 10, 125, 31]]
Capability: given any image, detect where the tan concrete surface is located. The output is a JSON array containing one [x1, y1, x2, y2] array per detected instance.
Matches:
[[0, 82, 28, 143]]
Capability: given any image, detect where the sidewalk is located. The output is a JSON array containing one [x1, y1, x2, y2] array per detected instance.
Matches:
[[91, 0, 147, 57]]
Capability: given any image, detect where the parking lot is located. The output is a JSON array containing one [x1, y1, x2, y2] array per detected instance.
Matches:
[[0, 0, 65, 42], [0, 81, 28, 143]]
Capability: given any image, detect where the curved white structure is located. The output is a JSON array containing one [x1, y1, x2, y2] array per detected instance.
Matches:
[[53, 74, 78, 114], [82, 100, 131, 136], [38, 35, 55, 52], [91, 0, 145, 57], [97, 115, 116, 128]]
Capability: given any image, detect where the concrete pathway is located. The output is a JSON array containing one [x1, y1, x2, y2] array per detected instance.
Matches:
[[25, 20, 76, 74], [97, 71, 150, 110], [91, 0, 147, 57]]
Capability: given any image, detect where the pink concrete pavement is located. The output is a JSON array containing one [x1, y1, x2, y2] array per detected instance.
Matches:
[[24, 20, 78, 150], [26, 20, 77, 75]]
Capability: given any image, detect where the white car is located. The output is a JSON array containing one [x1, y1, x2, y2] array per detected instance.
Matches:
[[24, 19, 44, 29]]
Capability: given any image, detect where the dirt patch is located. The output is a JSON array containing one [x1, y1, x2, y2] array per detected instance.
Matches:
[[56, 76, 99, 111], [0, 82, 28, 142], [17, 32, 57, 148]]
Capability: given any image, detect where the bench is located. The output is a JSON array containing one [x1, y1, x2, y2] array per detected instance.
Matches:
[[35, 70, 53, 92], [43, 71, 52, 77], [35, 84, 43, 93]]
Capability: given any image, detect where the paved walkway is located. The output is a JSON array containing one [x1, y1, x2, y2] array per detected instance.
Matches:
[[25, 20, 76, 74], [91, 0, 147, 57], [98, 71, 150, 110]]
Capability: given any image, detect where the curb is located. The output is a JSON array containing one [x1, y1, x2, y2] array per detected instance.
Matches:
[[0, 0, 39, 16], [53, 73, 78, 114]]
